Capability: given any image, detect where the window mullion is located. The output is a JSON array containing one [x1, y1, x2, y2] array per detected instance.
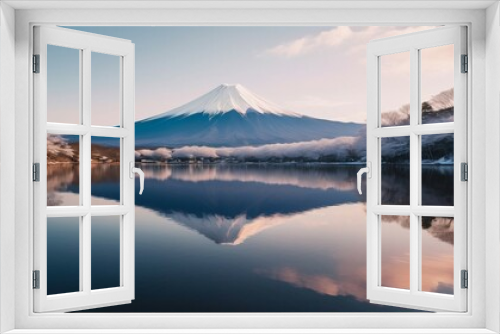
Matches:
[[409, 47, 420, 294], [82, 214, 91, 294], [90, 126, 129, 138], [413, 123, 454, 135], [46, 123, 89, 135], [46, 206, 90, 217], [374, 123, 454, 138], [373, 125, 411, 138], [82, 48, 91, 207], [82, 48, 92, 294]]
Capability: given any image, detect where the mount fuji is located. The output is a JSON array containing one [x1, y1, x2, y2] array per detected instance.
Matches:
[[135, 84, 363, 148]]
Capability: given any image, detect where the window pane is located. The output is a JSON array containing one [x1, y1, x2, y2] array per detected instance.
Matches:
[[421, 216, 454, 295], [47, 217, 80, 295], [47, 134, 80, 206], [380, 52, 410, 127], [47, 45, 80, 124], [421, 45, 454, 124], [381, 215, 410, 290], [91, 137, 121, 205], [421, 133, 454, 206], [381, 136, 410, 205], [91, 216, 121, 290], [92, 52, 121, 127]]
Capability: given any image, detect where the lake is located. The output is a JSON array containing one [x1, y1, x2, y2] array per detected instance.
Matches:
[[46, 163, 454, 312]]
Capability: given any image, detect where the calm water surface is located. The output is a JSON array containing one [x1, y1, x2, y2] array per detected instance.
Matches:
[[47, 163, 454, 312]]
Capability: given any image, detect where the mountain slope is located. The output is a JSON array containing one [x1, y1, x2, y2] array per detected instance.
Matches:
[[135, 84, 363, 148], [149, 83, 298, 118]]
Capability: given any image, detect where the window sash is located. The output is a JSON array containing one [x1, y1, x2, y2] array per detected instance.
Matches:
[[366, 25, 468, 312], [33, 25, 136, 313]]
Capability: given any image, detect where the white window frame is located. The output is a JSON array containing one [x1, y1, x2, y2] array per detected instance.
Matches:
[[32, 26, 136, 313], [365, 26, 467, 312], [1, 2, 498, 333]]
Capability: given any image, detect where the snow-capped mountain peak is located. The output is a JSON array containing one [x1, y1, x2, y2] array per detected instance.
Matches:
[[149, 84, 300, 120], [134, 83, 363, 148]]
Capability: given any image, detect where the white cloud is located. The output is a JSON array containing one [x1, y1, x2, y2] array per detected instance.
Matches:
[[262, 26, 436, 58], [136, 136, 365, 163], [263, 26, 353, 58], [137, 147, 172, 160]]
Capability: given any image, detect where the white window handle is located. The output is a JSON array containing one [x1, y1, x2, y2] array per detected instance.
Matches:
[[129, 162, 145, 195], [357, 162, 371, 195]]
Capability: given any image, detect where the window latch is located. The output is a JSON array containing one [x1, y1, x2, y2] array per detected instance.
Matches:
[[357, 162, 371, 195], [129, 162, 145, 195]]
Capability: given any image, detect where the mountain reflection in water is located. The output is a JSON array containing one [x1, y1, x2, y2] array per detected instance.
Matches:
[[47, 163, 454, 312]]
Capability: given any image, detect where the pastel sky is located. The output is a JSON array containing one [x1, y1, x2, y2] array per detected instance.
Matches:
[[48, 26, 453, 124]]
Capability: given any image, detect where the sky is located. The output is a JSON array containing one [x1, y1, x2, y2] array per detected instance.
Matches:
[[47, 26, 454, 124]]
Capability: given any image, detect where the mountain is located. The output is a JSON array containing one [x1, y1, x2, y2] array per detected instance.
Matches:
[[166, 212, 285, 245], [88, 165, 361, 245], [134, 84, 363, 148], [57, 85, 454, 164]]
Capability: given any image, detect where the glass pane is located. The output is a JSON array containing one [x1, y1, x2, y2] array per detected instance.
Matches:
[[47, 134, 80, 206], [91, 216, 121, 290], [381, 136, 410, 205], [92, 52, 121, 127], [381, 215, 410, 290], [421, 45, 454, 124], [421, 133, 454, 206], [47, 45, 80, 124], [380, 52, 410, 127], [91, 137, 121, 205], [47, 217, 80, 295], [421, 216, 454, 295]]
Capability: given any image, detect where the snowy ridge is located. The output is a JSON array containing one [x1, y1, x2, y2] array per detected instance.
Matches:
[[147, 84, 300, 120]]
